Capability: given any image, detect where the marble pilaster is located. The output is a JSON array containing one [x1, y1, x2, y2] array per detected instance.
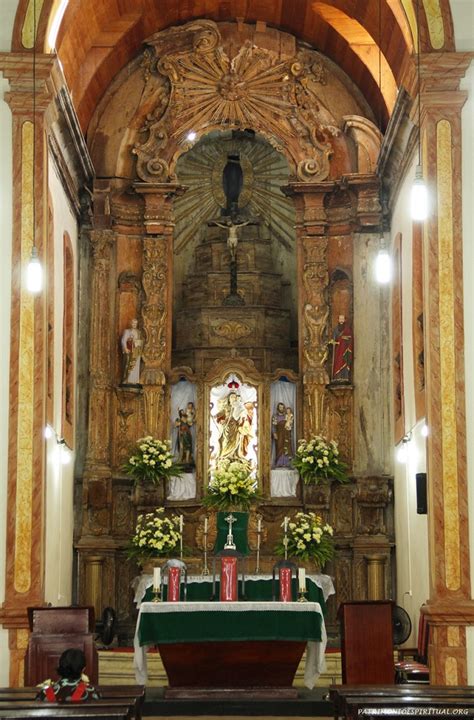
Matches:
[[419, 52, 474, 684]]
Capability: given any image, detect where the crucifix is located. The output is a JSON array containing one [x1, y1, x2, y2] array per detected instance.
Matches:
[[213, 219, 249, 306], [224, 513, 237, 550]]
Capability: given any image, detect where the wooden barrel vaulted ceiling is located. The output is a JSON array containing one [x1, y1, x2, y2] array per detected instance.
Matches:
[[14, 0, 455, 135]]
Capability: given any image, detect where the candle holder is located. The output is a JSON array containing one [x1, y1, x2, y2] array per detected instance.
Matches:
[[297, 588, 308, 603], [255, 515, 262, 574], [152, 586, 162, 603], [202, 523, 210, 576]]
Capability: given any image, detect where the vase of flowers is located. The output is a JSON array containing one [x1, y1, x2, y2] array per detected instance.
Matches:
[[203, 459, 260, 512], [203, 460, 261, 556], [127, 507, 181, 563], [292, 435, 348, 485], [275, 511, 335, 567], [124, 436, 182, 486]]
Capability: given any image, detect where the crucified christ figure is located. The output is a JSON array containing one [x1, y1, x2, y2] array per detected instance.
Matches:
[[213, 218, 250, 260]]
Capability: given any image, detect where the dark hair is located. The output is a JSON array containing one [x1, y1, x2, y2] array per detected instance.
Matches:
[[57, 649, 86, 680]]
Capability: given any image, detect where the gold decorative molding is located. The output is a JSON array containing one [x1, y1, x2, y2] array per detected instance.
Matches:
[[436, 119, 459, 592], [423, 0, 445, 50], [214, 320, 252, 342]]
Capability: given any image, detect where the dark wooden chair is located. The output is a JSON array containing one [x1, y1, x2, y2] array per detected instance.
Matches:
[[24, 607, 98, 686], [394, 606, 430, 683]]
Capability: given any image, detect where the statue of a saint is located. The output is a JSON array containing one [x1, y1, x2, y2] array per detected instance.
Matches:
[[329, 314, 353, 383], [121, 318, 143, 385], [214, 391, 252, 463], [272, 402, 294, 467], [223, 153, 243, 216], [175, 403, 195, 470]]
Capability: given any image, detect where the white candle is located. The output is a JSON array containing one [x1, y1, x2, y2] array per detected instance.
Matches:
[[204, 516, 208, 534], [257, 517, 262, 533], [153, 567, 161, 589], [298, 567, 306, 592], [179, 515, 184, 533], [284, 516, 289, 533]]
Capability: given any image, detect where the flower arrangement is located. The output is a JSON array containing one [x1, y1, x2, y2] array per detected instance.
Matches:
[[127, 507, 181, 560], [292, 435, 348, 484], [124, 436, 182, 484], [275, 511, 335, 565], [203, 459, 260, 511]]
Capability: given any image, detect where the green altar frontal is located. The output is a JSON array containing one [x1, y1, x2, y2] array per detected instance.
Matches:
[[137, 601, 324, 645]]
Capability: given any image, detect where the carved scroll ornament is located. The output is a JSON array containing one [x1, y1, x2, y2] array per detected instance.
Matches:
[[133, 20, 335, 183]]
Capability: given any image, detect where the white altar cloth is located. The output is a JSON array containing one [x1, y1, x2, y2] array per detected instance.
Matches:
[[132, 572, 335, 608]]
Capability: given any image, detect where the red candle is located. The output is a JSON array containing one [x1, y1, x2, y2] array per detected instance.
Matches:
[[279, 567, 292, 602], [220, 556, 238, 601], [167, 566, 181, 602]]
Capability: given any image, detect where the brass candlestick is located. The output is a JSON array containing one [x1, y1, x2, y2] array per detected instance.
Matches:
[[202, 519, 210, 576], [297, 588, 308, 603], [152, 586, 162, 603]]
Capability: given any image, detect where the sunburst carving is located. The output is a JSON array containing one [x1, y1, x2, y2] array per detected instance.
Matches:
[[173, 133, 295, 254]]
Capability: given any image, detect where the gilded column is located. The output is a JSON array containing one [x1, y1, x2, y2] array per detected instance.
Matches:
[[0, 53, 58, 684], [420, 52, 474, 685], [283, 182, 332, 438], [134, 183, 185, 438]]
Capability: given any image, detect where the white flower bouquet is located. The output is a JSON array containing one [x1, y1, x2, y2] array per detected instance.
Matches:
[[127, 507, 181, 560], [124, 436, 182, 484], [275, 511, 335, 565], [204, 459, 261, 511], [292, 435, 348, 484]]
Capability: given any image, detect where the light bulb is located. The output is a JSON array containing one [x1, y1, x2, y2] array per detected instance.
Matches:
[[411, 165, 428, 221], [375, 246, 392, 284], [186, 131, 197, 142], [421, 423, 429, 437], [44, 425, 53, 440], [397, 443, 408, 463], [26, 247, 43, 293]]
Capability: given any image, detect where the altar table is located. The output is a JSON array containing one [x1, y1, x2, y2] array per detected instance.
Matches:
[[133, 600, 328, 689], [133, 572, 335, 609]]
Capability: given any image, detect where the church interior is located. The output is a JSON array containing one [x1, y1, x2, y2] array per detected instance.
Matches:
[[0, 0, 474, 701]]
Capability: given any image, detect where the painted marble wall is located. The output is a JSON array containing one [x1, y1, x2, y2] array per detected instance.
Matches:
[[461, 60, 474, 682], [390, 156, 430, 646], [0, 72, 13, 687], [43, 159, 78, 608]]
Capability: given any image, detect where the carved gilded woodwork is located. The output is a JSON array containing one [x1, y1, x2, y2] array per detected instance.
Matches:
[[132, 20, 346, 186]]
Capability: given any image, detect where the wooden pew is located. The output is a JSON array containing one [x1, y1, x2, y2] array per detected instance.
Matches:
[[330, 685, 474, 720], [0, 700, 132, 719], [0, 686, 145, 720]]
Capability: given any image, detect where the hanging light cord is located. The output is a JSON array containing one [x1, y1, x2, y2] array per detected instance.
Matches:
[[378, 0, 382, 133], [416, 0, 422, 166], [32, 0, 36, 251]]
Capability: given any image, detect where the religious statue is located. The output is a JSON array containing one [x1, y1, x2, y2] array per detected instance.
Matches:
[[214, 391, 254, 463], [175, 402, 195, 470], [329, 314, 353, 383], [272, 402, 294, 467], [121, 318, 143, 385], [212, 218, 250, 260]]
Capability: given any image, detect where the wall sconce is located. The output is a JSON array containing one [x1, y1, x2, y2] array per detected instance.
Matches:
[[396, 432, 412, 464]]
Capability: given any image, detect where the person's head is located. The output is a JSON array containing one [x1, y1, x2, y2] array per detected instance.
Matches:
[[338, 314, 345, 325], [228, 392, 238, 405], [285, 407, 292, 416], [131, 318, 138, 329], [57, 648, 86, 680], [179, 408, 186, 419], [277, 402, 285, 413]]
